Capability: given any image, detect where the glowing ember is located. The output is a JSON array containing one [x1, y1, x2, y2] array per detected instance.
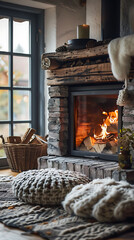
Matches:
[[102, 111, 108, 115]]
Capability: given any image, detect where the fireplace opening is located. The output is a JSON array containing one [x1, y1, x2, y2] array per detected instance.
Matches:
[[69, 84, 122, 161]]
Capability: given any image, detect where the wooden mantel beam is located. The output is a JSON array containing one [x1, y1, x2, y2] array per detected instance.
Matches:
[[41, 44, 108, 70], [41, 44, 134, 86]]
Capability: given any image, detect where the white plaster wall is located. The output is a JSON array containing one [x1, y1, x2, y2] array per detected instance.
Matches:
[[44, 3, 85, 133], [56, 5, 86, 47], [44, 7, 56, 134], [86, 0, 102, 41], [45, 7, 56, 53], [0, 0, 53, 9]]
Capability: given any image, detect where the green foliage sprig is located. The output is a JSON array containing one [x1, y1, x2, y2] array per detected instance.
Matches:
[[118, 128, 134, 151]]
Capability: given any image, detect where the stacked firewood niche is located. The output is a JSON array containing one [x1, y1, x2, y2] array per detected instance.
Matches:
[[1, 128, 48, 172]]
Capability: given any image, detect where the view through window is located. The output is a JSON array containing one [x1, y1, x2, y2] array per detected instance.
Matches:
[[0, 7, 43, 163]]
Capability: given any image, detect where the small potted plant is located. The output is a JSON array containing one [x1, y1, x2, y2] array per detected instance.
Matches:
[[118, 128, 134, 169]]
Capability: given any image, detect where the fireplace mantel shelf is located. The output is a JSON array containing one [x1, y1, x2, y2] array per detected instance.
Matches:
[[42, 44, 108, 63], [41, 44, 134, 86]]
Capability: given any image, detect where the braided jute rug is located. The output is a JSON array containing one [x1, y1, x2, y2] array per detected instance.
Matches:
[[0, 176, 134, 240]]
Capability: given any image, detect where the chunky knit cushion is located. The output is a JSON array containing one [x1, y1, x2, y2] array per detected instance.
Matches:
[[62, 178, 134, 222], [12, 168, 90, 206]]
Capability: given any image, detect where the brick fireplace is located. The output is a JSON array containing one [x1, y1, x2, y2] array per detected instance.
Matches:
[[38, 44, 134, 183]]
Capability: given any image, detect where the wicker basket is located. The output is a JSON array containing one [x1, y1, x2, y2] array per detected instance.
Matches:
[[3, 143, 43, 172]]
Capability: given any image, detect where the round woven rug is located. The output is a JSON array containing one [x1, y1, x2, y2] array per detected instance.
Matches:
[[0, 176, 134, 240]]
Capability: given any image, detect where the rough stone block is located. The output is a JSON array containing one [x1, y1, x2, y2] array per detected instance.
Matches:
[[122, 116, 134, 123], [123, 108, 134, 116], [49, 112, 68, 118], [89, 167, 97, 180], [74, 163, 82, 173], [104, 169, 112, 178], [49, 131, 68, 141], [48, 98, 68, 112], [37, 156, 48, 169], [47, 144, 67, 156], [67, 162, 74, 171], [48, 122, 68, 132], [49, 117, 68, 124], [96, 168, 104, 179], [48, 106, 68, 112], [81, 165, 90, 178], [58, 160, 67, 170], [120, 169, 134, 183], [48, 139, 68, 149], [49, 86, 68, 98], [112, 170, 120, 181], [47, 159, 53, 168], [53, 160, 59, 169]]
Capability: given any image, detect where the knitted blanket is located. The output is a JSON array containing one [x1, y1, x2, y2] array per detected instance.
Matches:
[[0, 176, 134, 240], [63, 178, 134, 222]]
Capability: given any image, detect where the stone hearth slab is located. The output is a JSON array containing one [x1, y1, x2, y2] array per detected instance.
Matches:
[[38, 156, 134, 183]]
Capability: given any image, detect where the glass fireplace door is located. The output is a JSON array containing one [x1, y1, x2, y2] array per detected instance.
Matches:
[[70, 86, 122, 161]]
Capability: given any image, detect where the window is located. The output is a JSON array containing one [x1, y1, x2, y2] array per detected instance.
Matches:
[[0, 4, 44, 167]]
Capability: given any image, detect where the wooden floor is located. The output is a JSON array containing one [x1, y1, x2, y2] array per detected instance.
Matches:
[[0, 168, 18, 177], [0, 168, 134, 240]]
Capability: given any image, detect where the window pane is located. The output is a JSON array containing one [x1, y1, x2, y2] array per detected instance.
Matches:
[[13, 90, 30, 120], [13, 123, 30, 137], [0, 124, 9, 157], [0, 55, 9, 86], [0, 90, 9, 120], [13, 56, 30, 87], [0, 147, 5, 158], [0, 17, 9, 52], [13, 18, 30, 54]]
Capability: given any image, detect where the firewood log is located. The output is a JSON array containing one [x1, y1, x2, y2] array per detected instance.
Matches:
[[93, 143, 106, 153], [21, 128, 36, 144], [41, 57, 61, 70], [83, 136, 92, 150]]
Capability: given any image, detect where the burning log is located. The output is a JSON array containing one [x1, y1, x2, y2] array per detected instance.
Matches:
[[79, 132, 118, 154], [94, 133, 116, 142], [107, 123, 118, 133]]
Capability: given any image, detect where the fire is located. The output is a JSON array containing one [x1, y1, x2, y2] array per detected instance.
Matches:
[[75, 109, 118, 152], [109, 110, 118, 123], [90, 136, 96, 145], [94, 109, 118, 143]]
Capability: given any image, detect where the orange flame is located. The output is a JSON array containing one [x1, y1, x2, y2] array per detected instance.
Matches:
[[94, 109, 118, 142], [75, 109, 118, 148]]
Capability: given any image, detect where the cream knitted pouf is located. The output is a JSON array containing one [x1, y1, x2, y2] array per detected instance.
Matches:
[[12, 168, 90, 206], [62, 178, 134, 222]]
